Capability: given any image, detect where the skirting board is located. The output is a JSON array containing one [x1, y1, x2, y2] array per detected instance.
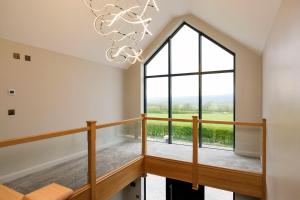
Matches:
[[0, 141, 120, 183], [234, 150, 260, 158]]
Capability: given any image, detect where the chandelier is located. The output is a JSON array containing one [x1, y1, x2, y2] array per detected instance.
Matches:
[[82, 0, 159, 64]]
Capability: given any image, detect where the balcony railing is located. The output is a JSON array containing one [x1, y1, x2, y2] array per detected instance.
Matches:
[[0, 114, 266, 200]]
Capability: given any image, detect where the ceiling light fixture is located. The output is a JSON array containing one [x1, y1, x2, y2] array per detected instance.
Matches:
[[82, 0, 159, 64]]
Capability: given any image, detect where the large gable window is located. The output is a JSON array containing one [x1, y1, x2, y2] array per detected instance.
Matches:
[[144, 23, 235, 150]]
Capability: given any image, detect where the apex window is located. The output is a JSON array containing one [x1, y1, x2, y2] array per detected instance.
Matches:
[[144, 23, 235, 150]]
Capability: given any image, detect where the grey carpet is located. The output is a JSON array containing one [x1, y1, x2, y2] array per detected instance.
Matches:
[[5, 141, 260, 195], [148, 141, 261, 172], [5, 141, 142, 194]]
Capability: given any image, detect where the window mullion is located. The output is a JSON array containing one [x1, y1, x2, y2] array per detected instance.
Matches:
[[199, 33, 203, 148], [168, 39, 172, 144]]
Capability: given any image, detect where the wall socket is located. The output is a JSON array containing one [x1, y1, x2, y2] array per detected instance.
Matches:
[[13, 52, 20, 59], [8, 109, 15, 116], [25, 55, 31, 61]]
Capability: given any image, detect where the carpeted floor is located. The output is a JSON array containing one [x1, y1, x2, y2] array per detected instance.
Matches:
[[4, 141, 261, 195], [148, 141, 261, 172], [5, 140, 142, 194]]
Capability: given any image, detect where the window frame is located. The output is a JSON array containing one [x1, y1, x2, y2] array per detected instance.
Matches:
[[144, 22, 236, 149]]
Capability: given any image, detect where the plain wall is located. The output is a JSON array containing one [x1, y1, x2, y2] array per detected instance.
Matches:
[[0, 38, 125, 182], [262, 0, 300, 199], [125, 14, 263, 157]]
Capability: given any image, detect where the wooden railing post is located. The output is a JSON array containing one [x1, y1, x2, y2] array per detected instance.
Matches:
[[87, 121, 97, 200], [262, 119, 267, 200], [192, 116, 199, 190], [141, 114, 147, 156]]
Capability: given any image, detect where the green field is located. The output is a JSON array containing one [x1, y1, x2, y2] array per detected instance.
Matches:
[[147, 112, 234, 148]]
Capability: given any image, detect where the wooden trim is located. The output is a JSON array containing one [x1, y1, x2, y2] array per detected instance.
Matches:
[[0, 117, 263, 149], [95, 156, 144, 199], [200, 119, 263, 127], [95, 118, 141, 129], [145, 155, 263, 198], [192, 116, 199, 190], [0, 116, 266, 200], [196, 163, 263, 198], [145, 155, 193, 183], [146, 117, 193, 123], [141, 114, 147, 156], [71, 155, 264, 199], [68, 184, 90, 200], [96, 156, 144, 182], [87, 121, 97, 200], [0, 127, 88, 148], [262, 119, 267, 200], [145, 117, 263, 127], [70, 157, 144, 200]]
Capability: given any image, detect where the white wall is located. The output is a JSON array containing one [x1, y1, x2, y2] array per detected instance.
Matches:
[[262, 0, 300, 199], [110, 178, 142, 200], [0, 38, 125, 182], [125, 14, 263, 157]]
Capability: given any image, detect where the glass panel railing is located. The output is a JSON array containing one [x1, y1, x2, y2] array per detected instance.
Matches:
[[1, 132, 88, 194], [199, 125, 262, 173], [147, 114, 169, 143], [95, 120, 141, 178], [147, 119, 193, 163], [201, 124, 234, 150]]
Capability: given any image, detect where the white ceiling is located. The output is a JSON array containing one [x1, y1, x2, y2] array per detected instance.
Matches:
[[0, 0, 282, 68]]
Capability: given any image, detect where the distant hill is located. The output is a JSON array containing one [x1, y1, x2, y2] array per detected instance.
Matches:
[[148, 95, 233, 105]]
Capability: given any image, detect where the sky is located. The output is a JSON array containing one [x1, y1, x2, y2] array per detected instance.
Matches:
[[146, 25, 234, 99], [147, 73, 233, 98]]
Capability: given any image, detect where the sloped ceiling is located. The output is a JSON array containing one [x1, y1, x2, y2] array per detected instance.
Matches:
[[0, 0, 282, 68]]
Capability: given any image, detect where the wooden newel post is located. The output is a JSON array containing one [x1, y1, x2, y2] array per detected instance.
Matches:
[[192, 116, 199, 190], [262, 119, 267, 200], [87, 121, 97, 200], [141, 114, 147, 156]]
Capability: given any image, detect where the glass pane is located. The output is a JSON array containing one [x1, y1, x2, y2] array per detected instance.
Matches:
[[3, 133, 88, 194], [172, 75, 199, 144], [96, 121, 141, 177], [171, 25, 199, 74], [202, 73, 234, 149], [146, 44, 169, 76], [146, 77, 168, 142], [201, 36, 234, 72], [199, 127, 262, 172]]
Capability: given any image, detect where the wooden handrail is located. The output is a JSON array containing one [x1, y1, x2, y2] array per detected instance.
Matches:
[[145, 117, 264, 127], [95, 117, 142, 129], [0, 117, 142, 149], [146, 117, 193, 123], [0, 127, 88, 148], [143, 114, 266, 194], [0, 115, 266, 200], [200, 119, 263, 127]]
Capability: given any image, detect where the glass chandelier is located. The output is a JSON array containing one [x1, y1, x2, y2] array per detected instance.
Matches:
[[82, 0, 159, 64]]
